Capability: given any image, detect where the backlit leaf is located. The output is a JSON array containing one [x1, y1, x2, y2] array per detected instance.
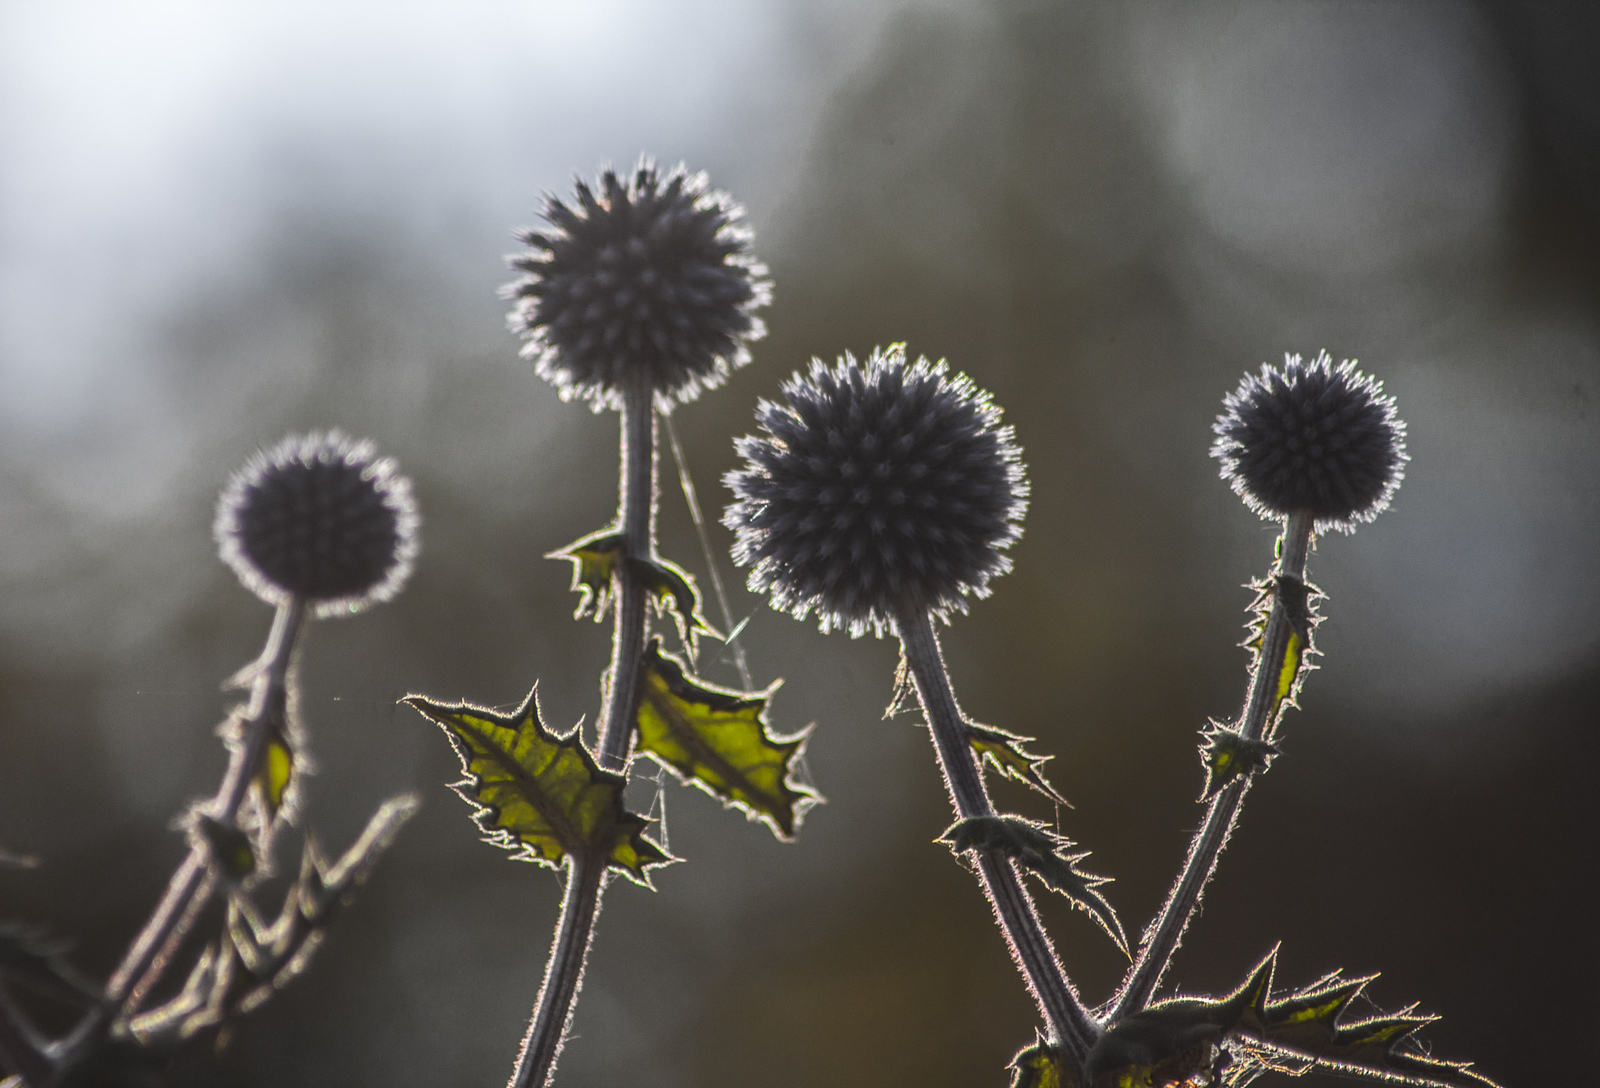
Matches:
[[968, 722, 1068, 805], [635, 639, 818, 840], [1095, 948, 1501, 1088], [1197, 722, 1279, 799], [941, 815, 1126, 955], [548, 529, 717, 654], [1008, 1039, 1077, 1088], [631, 555, 718, 654], [405, 688, 670, 884], [548, 528, 627, 622]]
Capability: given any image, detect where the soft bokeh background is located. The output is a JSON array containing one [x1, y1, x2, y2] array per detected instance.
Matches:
[[3, 1, 1597, 1084]]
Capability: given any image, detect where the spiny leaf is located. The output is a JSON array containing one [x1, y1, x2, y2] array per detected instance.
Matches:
[[941, 815, 1126, 956], [968, 722, 1069, 805], [1087, 948, 1274, 1088], [1197, 721, 1279, 799], [635, 639, 819, 839], [257, 730, 296, 820], [548, 528, 627, 622], [406, 688, 670, 884], [1241, 574, 1321, 738], [193, 815, 257, 882], [548, 528, 718, 653], [1242, 969, 1500, 1087], [1128, 951, 1505, 1088], [629, 555, 718, 654], [1008, 1039, 1079, 1088]]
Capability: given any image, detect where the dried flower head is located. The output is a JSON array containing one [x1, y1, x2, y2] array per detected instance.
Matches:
[[215, 432, 419, 617], [1212, 352, 1407, 532], [504, 159, 771, 412], [724, 345, 1028, 638]]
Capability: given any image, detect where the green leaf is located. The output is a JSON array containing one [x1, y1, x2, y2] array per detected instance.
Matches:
[[635, 639, 819, 840], [193, 815, 257, 882], [257, 729, 296, 819], [940, 815, 1127, 956], [1008, 1039, 1077, 1088], [1242, 574, 1321, 735], [548, 528, 627, 622], [1197, 721, 1279, 799], [630, 555, 718, 654], [968, 722, 1069, 805], [406, 689, 670, 884], [1085, 948, 1276, 1088], [547, 528, 717, 653], [1243, 968, 1500, 1088], [1094, 948, 1501, 1088]]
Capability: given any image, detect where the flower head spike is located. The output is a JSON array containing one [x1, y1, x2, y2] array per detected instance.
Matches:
[[1212, 352, 1407, 532], [504, 158, 771, 412], [216, 432, 419, 617], [724, 345, 1028, 638]]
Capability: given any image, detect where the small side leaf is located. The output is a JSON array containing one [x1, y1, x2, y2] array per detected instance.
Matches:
[[1008, 1038, 1078, 1088], [968, 723, 1069, 805], [193, 815, 257, 883], [1197, 721, 1279, 799], [547, 528, 628, 622], [405, 688, 670, 884], [1241, 968, 1500, 1088], [636, 639, 819, 840], [941, 815, 1126, 956], [629, 556, 719, 655]]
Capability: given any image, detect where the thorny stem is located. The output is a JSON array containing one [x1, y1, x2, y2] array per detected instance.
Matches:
[[897, 607, 1099, 1071], [1111, 512, 1314, 1019], [53, 598, 308, 1073], [510, 372, 657, 1088]]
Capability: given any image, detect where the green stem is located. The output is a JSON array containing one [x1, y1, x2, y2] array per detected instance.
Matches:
[[509, 372, 657, 1088], [897, 606, 1099, 1071], [1111, 511, 1314, 1018]]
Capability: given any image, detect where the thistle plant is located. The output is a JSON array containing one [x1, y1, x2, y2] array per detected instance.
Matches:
[[0, 432, 420, 1088], [403, 159, 815, 1088], [726, 347, 1497, 1088]]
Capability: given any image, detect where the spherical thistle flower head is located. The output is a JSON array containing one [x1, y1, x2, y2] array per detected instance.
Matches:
[[1211, 351, 1408, 533], [215, 432, 420, 618], [503, 158, 772, 412], [724, 344, 1029, 638]]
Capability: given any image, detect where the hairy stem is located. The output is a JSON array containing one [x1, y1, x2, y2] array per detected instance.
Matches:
[[1112, 512, 1314, 1018], [510, 373, 657, 1088], [897, 607, 1099, 1070], [59, 598, 307, 1064]]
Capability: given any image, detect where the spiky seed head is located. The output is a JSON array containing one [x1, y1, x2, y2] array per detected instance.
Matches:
[[724, 344, 1028, 638], [215, 432, 419, 617], [503, 158, 771, 412], [1212, 352, 1407, 533]]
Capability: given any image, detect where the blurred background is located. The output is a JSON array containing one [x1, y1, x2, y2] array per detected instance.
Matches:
[[2, 1, 1596, 1084]]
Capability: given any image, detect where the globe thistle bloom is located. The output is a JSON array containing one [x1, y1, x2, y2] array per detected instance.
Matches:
[[1212, 352, 1407, 532], [504, 159, 771, 412], [724, 345, 1028, 638], [215, 432, 419, 617]]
